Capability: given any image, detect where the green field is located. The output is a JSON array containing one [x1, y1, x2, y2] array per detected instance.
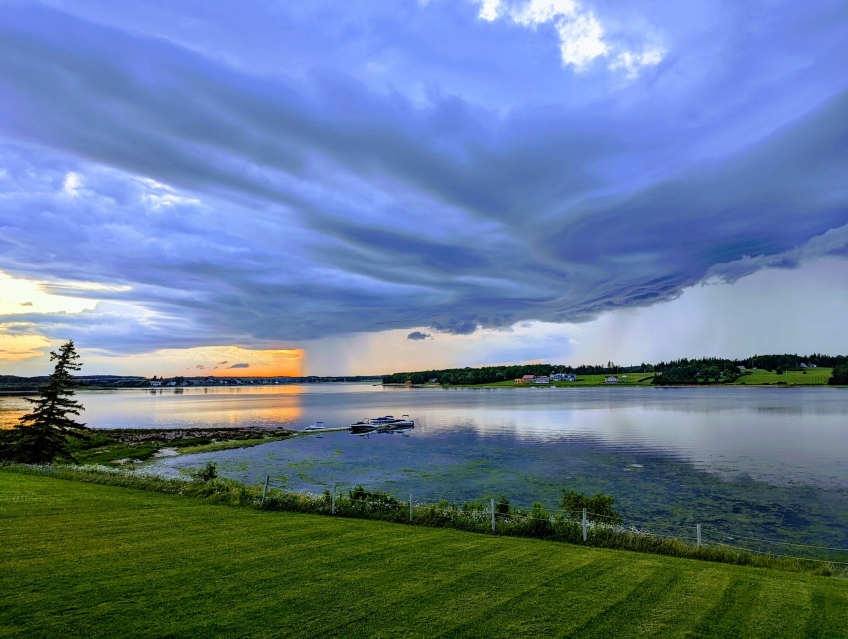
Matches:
[[733, 368, 833, 385], [451, 368, 836, 388], [2, 472, 847, 637], [455, 374, 656, 388]]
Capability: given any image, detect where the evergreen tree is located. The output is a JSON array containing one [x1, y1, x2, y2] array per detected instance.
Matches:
[[13, 340, 86, 463]]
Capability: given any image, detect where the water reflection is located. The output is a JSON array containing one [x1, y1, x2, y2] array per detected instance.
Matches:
[[0, 396, 29, 430], [3, 384, 848, 489], [74, 385, 305, 429]]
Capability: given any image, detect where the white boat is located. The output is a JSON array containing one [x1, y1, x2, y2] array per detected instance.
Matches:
[[304, 421, 326, 431]]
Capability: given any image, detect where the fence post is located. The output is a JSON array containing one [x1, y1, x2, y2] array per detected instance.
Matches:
[[261, 475, 270, 505], [409, 493, 413, 522], [491, 498, 496, 532], [332, 484, 336, 514], [582, 508, 587, 542], [696, 524, 701, 548]]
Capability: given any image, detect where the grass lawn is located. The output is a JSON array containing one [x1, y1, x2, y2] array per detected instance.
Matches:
[[733, 368, 833, 385], [2, 472, 847, 638]]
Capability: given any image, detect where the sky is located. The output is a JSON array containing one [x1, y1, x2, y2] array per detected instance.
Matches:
[[0, 0, 847, 377]]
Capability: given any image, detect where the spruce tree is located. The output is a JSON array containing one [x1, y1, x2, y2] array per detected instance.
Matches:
[[14, 340, 87, 463]]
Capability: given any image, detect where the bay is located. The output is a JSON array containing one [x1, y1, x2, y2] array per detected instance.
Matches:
[[3, 384, 847, 552]]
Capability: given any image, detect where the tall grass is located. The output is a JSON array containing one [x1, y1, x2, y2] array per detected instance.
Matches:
[[3, 463, 841, 577]]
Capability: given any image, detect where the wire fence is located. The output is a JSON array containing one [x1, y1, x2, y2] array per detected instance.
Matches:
[[256, 476, 848, 567]]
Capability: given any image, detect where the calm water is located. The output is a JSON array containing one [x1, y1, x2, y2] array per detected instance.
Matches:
[[3, 385, 847, 547]]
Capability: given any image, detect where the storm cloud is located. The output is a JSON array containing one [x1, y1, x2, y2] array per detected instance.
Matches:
[[0, 2, 847, 356]]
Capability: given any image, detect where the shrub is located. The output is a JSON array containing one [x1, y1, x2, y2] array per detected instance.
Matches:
[[348, 485, 401, 513], [561, 490, 623, 524], [828, 365, 848, 386], [496, 495, 511, 515], [189, 462, 218, 482]]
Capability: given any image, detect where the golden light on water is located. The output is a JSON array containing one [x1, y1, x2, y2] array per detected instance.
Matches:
[[0, 396, 28, 430]]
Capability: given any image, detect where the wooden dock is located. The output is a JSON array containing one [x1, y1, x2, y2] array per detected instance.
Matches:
[[297, 426, 352, 435]]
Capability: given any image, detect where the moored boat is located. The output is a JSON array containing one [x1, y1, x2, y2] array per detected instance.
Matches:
[[350, 414, 414, 432]]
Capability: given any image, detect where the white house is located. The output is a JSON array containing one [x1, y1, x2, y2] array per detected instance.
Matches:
[[605, 376, 619, 384], [535, 376, 550, 384]]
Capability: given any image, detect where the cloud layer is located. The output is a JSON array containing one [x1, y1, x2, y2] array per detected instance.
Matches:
[[0, 1, 847, 361]]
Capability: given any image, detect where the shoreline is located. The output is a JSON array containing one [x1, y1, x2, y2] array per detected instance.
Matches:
[[70, 426, 296, 466]]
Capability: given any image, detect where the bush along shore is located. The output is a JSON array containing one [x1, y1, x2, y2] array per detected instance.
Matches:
[[4, 463, 842, 578]]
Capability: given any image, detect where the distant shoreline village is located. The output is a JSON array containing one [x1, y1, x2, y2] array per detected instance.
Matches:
[[2, 353, 846, 392]]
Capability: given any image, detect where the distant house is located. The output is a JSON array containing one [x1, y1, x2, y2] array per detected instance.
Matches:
[[737, 365, 746, 371], [167, 381, 177, 386], [522, 375, 535, 381], [535, 376, 550, 384], [150, 380, 162, 387], [514, 378, 525, 384], [604, 376, 619, 384], [552, 373, 577, 382], [429, 378, 438, 384]]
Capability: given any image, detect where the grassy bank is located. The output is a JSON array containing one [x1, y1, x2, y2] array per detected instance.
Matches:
[[3, 464, 843, 575], [65, 427, 295, 465], [2, 470, 847, 638]]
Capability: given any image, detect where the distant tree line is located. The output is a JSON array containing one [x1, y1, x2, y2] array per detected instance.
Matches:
[[652, 353, 848, 385], [382, 361, 653, 386], [384, 353, 848, 386], [651, 358, 740, 385]]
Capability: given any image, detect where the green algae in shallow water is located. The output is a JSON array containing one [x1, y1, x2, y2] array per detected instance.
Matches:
[[154, 435, 848, 557]]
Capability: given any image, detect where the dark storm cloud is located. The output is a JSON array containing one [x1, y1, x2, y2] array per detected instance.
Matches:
[[0, 3, 847, 353], [406, 331, 431, 341]]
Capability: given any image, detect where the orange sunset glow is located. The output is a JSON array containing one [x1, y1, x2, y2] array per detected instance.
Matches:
[[175, 346, 305, 378]]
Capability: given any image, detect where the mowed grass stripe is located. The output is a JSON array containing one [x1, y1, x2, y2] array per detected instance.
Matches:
[[437, 559, 624, 638], [324, 548, 600, 637], [2, 472, 848, 638], [806, 588, 848, 638]]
